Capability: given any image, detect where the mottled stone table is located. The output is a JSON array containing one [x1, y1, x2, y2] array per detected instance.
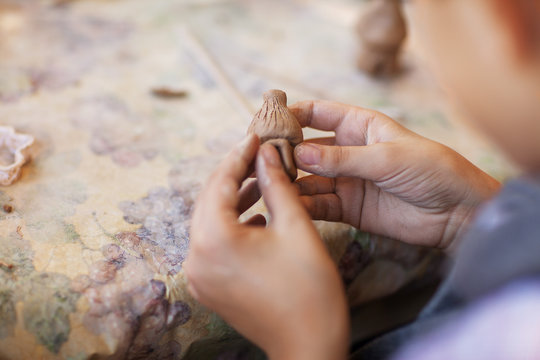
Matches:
[[0, 0, 512, 359]]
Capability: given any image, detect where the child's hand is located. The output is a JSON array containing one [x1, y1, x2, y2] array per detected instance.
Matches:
[[184, 135, 349, 360], [291, 101, 501, 250]]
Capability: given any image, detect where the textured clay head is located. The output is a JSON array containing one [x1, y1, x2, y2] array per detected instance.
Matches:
[[247, 89, 303, 180], [247, 89, 303, 146]]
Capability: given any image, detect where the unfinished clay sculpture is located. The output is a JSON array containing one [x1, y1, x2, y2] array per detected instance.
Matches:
[[247, 90, 303, 180], [0, 126, 34, 186], [355, 0, 407, 76]]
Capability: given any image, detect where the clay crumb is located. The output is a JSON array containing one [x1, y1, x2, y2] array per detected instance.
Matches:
[[0, 260, 14, 271], [151, 87, 188, 99], [3, 204, 12, 213]]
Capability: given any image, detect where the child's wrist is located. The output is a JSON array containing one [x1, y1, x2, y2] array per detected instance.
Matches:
[[445, 176, 502, 252], [266, 318, 349, 360], [268, 342, 347, 360]]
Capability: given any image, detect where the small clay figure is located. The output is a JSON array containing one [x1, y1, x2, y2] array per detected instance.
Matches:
[[355, 0, 407, 76], [247, 90, 303, 180], [151, 87, 188, 99]]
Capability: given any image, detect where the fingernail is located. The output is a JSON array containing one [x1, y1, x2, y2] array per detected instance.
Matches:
[[260, 145, 280, 167], [295, 143, 321, 165]]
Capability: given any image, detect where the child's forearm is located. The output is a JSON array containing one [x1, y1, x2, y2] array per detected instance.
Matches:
[[266, 322, 349, 360], [269, 344, 348, 360]]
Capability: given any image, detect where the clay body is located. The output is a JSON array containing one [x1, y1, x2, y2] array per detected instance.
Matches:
[[356, 0, 407, 76], [247, 90, 303, 180]]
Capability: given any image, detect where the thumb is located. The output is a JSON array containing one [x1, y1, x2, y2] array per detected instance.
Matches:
[[294, 142, 393, 180], [256, 144, 314, 232]]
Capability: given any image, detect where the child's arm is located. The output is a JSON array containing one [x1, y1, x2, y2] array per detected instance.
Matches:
[[290, 100, 501, 250], [186, 101, 501, 358], [184, 135, 349, 360]]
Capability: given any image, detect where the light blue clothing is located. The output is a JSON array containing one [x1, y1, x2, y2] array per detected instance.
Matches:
[[352, 174, 540, 359]]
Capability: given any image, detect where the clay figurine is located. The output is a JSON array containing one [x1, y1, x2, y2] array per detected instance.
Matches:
[[247, 89, 303, 180], [355, 0, 407, 76]]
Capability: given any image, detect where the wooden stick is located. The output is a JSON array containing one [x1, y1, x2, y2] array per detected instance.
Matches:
[[177, 27, 255, 122]]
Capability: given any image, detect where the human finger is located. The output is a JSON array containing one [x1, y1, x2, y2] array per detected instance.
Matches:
[[194, 134, 259, 230], [289, 100, 356, 130], [290, 100, 410, 145], [299, 194, 343, 223], [241, 214, 267, 226], [289, 100, 393, 133], [303, 137, 336, 146], [237, 178, 261, 214], [296, 175, 336, 195], [255, 144, 314, 232], [210, 134, 260, 188], [294, 142, 396, 180]]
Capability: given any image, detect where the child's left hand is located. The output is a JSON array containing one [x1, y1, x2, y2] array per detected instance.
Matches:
[[184, 134, 349, 360]]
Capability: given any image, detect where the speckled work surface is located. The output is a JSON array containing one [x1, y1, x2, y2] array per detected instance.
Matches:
[[0, 0, 512, 359]]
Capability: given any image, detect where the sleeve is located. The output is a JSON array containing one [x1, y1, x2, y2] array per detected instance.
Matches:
[[393, 280, 540, 360]]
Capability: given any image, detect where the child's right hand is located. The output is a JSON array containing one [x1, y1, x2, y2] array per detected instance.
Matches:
[[290, 101, 501, 250]]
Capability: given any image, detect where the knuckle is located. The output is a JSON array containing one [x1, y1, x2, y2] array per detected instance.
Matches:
[[324, 146, 347, 175], [299, 195, 313, 213], [191, 222, 237, 257], [188, 238, 208, 259], [302, 179, 317, 195], [319, 196, 330, 220], [305, 100, 315, 126], [333, 146, 345, 165], [190, 229, 218, 257]]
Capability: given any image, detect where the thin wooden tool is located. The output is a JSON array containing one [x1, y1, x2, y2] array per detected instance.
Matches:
[[177, 27, 255, 122]]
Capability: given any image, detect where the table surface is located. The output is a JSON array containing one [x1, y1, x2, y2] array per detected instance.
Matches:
[[0, 0, 513, 359]]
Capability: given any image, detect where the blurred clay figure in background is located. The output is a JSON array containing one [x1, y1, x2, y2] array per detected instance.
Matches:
[[356, 0, 407, 76], [186, 0, 540, 359]]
